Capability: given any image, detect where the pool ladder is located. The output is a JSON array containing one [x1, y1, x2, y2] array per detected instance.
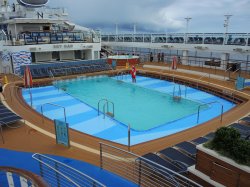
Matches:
[[98, 99, 115, 119], [172, 84, 187, 101], [117, 71, 128, 80], [172, 84, 182, 101]]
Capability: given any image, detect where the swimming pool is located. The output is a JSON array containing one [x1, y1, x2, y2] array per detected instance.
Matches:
[[56, 76, 207, 131], [22, 75, 235, 145]]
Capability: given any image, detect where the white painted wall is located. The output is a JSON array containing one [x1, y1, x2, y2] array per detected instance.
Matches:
[[60, 51, 74, 60], [36, 52, 52, 62]]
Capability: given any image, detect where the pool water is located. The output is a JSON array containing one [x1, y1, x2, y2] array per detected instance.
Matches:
[[56, 76, 207, 131]]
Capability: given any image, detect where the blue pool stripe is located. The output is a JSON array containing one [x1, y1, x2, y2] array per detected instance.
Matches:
[[42, 103, 93, 118], [65, 110, 97, 125], [22, 86, 56, 94], [23, 92, 66, 101], [34, 99, 81, 112], [72, 116, 122, 134]]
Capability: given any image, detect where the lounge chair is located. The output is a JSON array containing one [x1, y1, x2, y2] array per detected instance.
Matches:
[[191, 137, 209, 145], [204, 132, 215, 140], [175, 141, 197, 157], [159, 147, 196, 167], [239, 116, 250, 124], [0, 103, 22, 143], [141, 153, 182, 173], [229, 123, 250, 140]]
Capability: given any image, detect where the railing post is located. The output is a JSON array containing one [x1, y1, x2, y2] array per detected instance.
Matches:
[[128, 124, 131, 152], [197, 106, 200, 123], [100, 143, 103, 169], [220, 105, 224, 123], [138, 159, 142, 186], [41, 105, 44, 124], [38, 154, 44, 178], [29, 87, 33, 107], [55, 162, 61, 187]]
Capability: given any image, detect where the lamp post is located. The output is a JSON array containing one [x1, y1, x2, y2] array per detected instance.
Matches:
[[224, 15, 232, 34], [223, 15, 232, 45], [184, 17, 192, 43], [115, 23, 118, 42]]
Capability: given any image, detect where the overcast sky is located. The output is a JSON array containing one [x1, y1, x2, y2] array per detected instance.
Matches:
[[14, 0, 250, 33]]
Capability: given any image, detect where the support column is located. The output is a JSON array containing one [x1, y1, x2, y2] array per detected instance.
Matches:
[[220, 53, 229, 70], [182, 50, 189, 65]]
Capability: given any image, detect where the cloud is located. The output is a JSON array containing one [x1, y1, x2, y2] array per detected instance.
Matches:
[[10, 0, 250, 33]]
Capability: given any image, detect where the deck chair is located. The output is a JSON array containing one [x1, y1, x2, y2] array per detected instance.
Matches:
[[136, 153, 186, 186], [0, 103, 22, 143], [229, 123, 250, 140], [175, 141, 197, 158], [239, 116, 250, 124], [159, 147, 196, 167], [191, 137, 209, 145]]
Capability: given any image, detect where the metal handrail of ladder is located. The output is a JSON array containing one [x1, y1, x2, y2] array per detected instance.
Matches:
[[103, 101, 115, 119], [172, 84, 182, 101], [197, 101, 224, 123], [97, 99, 115, 119], [41, 103, 67, 123], [98, 99, 108, 116], [116, 71, 124, 80]]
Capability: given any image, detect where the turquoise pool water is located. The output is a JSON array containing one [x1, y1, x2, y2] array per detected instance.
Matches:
[[22, 75, 235, 145], [56, 76, 207, 131]]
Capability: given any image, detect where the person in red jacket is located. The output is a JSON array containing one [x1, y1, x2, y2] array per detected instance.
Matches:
[[130, 65, 136, 83]]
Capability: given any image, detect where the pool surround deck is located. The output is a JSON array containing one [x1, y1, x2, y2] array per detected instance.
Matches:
[[1, 64, 250, 166]]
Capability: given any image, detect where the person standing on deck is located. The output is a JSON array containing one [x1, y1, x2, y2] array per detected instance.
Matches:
[[130, 65, 137, 83]]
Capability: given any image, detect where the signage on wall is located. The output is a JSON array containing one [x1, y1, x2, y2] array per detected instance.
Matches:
[[12, 51, 32, 75], [53, 44, 74, 49], [235, 76, 245, 90], [54, 119, 70, 147]]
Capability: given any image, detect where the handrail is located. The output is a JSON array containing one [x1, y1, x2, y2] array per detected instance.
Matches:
[[197, 101, 224, 123], [98, 99, 108, 115], [173, 84, 181, 100], [103, 101, 115, 119], [0, 166, 49, 187], [40, 103, 66, 123], [116, 71, 125, 80], [232, 68, 240, 74], [224, 67, 232, 80], [32, 153, 106, 187], [99, 142, 202, 187], [196, 73, 210, 88]]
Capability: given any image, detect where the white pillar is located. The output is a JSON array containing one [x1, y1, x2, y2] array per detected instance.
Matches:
[[220, 53, 229, 70], [182, 50, 189, 65]]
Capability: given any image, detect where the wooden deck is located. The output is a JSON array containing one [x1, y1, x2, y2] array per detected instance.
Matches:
[[1, 65, 250, 168]]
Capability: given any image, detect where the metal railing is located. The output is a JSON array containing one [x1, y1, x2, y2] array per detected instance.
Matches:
[[197, 101, 224, 123], [97, 98, 115, 119], [224, 67, 232, 80], [99, 142, 202, 187], [196, 73, 210, 88], [32, 153, 106, 187], [0, 167, 48, 187], [173, 84, 182, 101], [41, 103, 66, 123]]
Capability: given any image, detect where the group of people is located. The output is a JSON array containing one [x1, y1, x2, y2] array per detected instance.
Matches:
[[149, 52, 165, 62]]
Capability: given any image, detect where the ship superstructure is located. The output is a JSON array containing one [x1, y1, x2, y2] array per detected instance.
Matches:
[[0, 0, 101, 74]]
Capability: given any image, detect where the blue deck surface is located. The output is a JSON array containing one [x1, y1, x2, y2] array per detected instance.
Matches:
[[22, 75, 235, 145], [0, 149, 137, 187]]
